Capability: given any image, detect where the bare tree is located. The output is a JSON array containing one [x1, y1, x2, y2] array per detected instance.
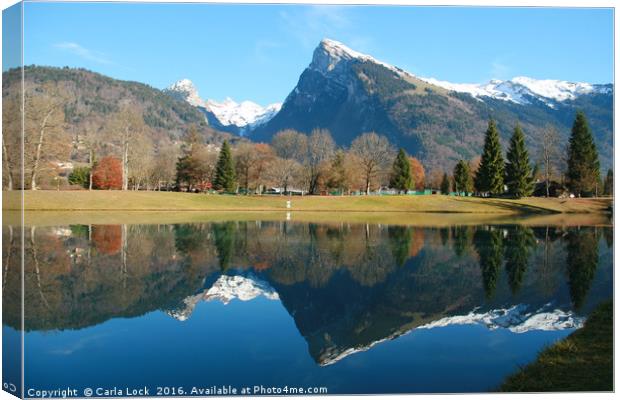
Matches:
[[2, 91, 21, 190], [106, 104, 146, 190], [271, 129, 308, 162], [23, 83, 69, 190], [306, 129, 335, 194], [266, 157, 302, 194], [539, 125, 562, 197], [350, 132, 395, 194]]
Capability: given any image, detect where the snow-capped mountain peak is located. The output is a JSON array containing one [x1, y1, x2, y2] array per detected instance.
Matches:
[[312, 38, 410, 78], [313, 39, 608, 107], [165, 79, 207, 108], [164, 79, 282, 130]]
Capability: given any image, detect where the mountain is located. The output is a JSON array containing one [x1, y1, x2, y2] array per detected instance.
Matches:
[[3, 66, 233, 146], [249, 39, 613, 171], [164, 78, 281, 135]]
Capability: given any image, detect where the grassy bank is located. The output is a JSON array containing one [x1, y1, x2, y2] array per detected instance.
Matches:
[[500, 300, 613, 392], [2, 190, 613, 214]]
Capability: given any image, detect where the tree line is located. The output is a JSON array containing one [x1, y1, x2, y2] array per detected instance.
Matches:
[[2, 82, 612, 198]]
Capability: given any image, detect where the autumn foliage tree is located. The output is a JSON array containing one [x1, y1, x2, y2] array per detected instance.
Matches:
[[92, 156, 123, 190], [408, 157, 425, 190]]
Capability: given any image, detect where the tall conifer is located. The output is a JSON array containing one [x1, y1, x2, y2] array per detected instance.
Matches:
[[566, 111, 600, 197], [474, 119, 505, 195], [505, 123, 534, 198], [213, 140, 237, 192], [389, 148, 413, 193]]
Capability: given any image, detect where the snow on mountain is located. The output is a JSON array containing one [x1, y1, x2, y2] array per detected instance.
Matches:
[[167, 273, 279, 321], [417, 304, 584, 333], [319, 303, 583, 366], [206, 98, 282, 129], [165, 79, 281, 129], [312, 38, 412, 79], [165, 78, 207, 108], [313, 38, 607, 107], [421, 75, 609, 106]]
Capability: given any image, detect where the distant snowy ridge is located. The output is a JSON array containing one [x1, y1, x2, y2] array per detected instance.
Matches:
[[167, 273, 279, 321], [165, 79, 281, 129], [420, 76, 610, 106], [319, 303, 583, 366], [418, 304, 584, 333]]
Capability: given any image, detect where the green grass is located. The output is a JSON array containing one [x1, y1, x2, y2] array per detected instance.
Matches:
[[2, 190, 613, 214], [500, 300, 613, 392]]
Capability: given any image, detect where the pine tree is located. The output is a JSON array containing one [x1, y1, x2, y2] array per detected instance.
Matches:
[[505, 123, 534, 198], [566, 111, 600, 197], [453, 160, 473, 195], [440, 172, 451, 194], [603, 169, 613, 196], [474, 119, 505, 196], [389, 148, 413, 193], [213, 140, 237, 192]]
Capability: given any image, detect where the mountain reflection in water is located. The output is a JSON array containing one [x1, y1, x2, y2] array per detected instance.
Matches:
[[1, 220, 613, 393]]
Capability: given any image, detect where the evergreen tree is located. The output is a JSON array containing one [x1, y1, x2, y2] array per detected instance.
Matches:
[[453, 160, 473, 195], [603, 169, 613, 196], [440, 172, 451, 194], [213, 140, 237, 192], [566, 111, 601, 197], [389, 148, 413, 193], [505, 123, 535, 198], [475, 119, 505, 195]]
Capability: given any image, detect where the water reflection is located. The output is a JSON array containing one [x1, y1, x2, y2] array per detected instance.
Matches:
[[2, 221, 613, 369]]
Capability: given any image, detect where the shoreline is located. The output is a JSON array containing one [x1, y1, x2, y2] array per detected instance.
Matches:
[[499, 300, 613, 392]]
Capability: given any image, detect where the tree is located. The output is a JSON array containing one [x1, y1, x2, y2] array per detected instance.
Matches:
[[603, 169, 613, 196], [538, 125, 562, 197], [68, 167, 91, 188], [408, 157, 425, 190], [266, 157, 301, 194], [24, 83, 69, 189], [389, 148, 413, 193], [505, 123, 534, 198], [92, 156, 123, 190], [474, 119, 505, 195], [440, 172, 451, 194], [106, 104, 147, 191], [271, 129, 307, 162], [350, 132, 395, 194], [453, 160, 473, 195], [566, 111, 601, 197], [474, 227, 504, 299], [306, 129, 335, 194], [213, 140, 236, 192], [235, 142, 261, 193]]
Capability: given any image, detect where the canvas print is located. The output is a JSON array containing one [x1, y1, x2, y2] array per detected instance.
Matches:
[[1, 1, 614, 397]]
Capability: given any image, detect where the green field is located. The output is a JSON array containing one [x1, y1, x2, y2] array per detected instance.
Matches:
[[500, 300, 613, 392], [2, 190, 613, 214]]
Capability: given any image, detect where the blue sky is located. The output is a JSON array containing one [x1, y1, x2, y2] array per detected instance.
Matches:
[[13, 2, 614, 105]]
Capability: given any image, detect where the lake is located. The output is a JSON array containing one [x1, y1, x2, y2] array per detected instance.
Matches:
[[2, 214, 613, 395]]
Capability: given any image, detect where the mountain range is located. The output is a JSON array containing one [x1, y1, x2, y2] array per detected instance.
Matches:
[[5, 38, 612, 172], [168, 38, 613, 171]]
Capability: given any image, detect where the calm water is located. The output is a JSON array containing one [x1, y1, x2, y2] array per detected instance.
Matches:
[[2, 219, 613, 395]]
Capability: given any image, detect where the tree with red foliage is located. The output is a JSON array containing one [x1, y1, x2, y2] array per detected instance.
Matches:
[[92, 156, 123, 190]]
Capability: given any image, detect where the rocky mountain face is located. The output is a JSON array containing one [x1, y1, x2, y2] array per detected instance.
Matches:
[[249, 39, 613, 171], [164, 78, 281, 136]]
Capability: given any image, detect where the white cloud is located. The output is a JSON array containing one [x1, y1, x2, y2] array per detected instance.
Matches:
[[53, 42, 113, 65]]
